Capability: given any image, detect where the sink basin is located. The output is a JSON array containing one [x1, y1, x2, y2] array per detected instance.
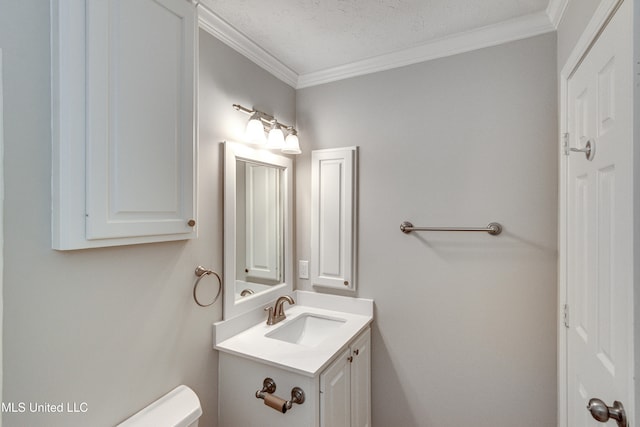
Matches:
[[266, 314, 346, 346]]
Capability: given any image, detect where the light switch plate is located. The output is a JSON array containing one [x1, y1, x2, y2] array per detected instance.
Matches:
[[298, 260, 309, 279]]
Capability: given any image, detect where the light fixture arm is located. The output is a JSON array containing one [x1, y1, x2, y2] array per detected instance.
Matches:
[[232, 104, 295, 133]]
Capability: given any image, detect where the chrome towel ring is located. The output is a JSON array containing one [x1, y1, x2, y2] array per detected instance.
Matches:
[[193, 266, 222, 307]]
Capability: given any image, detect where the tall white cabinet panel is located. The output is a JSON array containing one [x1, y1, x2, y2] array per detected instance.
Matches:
[[311, 147, 358, 291], [52, 0, 197, 249]]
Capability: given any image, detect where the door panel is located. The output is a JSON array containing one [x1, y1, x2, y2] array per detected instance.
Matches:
[[565, 0, 633, 425], [85, 0, 196, 240], [320, 349, 351, 427], [245, 164, 281, 282], [351, 329, 371, 427]]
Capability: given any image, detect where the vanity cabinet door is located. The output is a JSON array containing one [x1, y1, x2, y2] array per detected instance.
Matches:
[[52, 0, 197, 249], [350, 328, 371, 427], [320, 328, 371, 427], [320, 348, 351, 427]]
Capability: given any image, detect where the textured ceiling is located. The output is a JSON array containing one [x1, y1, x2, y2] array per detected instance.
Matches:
[[203, 0, 551, 75]]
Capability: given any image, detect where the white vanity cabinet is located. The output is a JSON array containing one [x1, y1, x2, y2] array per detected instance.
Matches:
[[51, 0, 197, 250], [217, 327, 371, 427], [320, 328, 371, 427]]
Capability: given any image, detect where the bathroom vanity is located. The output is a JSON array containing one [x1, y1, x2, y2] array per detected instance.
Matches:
[[214, 291, 373, 427], [217, 143, 368, 426]]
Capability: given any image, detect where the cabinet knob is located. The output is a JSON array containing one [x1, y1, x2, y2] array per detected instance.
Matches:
[[354, 349, 359, 356], [187, 219, 196, 227], [347, 356, 353, 363], [344, 281, 349, 287]]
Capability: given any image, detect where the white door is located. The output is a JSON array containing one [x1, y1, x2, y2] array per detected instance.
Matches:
[[565, 0, 633, 425]]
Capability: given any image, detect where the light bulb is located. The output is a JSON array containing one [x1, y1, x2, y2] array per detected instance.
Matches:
[[267, 123, 285, 149], [244, 113, 266, 144], [282, 132, 301, 154]]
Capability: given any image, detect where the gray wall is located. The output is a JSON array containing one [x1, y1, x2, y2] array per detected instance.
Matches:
[[296, 33, 558, 427], [0, 2, 294, 425]]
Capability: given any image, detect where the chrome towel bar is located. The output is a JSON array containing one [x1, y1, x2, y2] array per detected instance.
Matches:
[[400, 221, 503, 236]]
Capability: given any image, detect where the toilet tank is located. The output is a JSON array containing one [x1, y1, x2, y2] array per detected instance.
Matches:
[[116, 385, 202, 427]]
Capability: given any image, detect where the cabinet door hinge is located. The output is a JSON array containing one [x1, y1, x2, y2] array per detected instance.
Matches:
[[562, 133, 570, 155], [563, 304, 570, 329]]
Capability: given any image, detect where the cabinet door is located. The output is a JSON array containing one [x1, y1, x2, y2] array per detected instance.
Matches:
[[351, 329, 371, 427], [85, 0, 196, 240], [311, 147, 358, 291], [320, 349, 351, 427]]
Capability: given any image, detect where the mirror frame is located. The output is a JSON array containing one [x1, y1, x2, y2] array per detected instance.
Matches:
[[223, 141, 293, 320]]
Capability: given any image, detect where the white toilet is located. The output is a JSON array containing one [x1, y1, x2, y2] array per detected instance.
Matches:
[[116, 385, 202, 427]]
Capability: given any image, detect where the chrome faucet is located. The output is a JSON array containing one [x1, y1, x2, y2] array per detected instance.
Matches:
[[265, 295, 295, 325]]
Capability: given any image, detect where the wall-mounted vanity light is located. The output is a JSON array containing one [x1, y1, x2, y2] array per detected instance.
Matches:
[[233, 104, 301, 155]]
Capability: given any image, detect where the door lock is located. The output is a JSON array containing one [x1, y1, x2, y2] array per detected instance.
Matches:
[[587, 398, 627, 427]]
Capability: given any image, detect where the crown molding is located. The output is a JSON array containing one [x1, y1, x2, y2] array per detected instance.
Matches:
[[296, 11, 554, 89], [196, 2, 556, 90], [546, 0, 570, 28], [196, 2, 298, 88]]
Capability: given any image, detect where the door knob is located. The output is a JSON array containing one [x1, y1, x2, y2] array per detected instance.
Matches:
[[587, 398, 627, 427], [569, 138, 595, 161]]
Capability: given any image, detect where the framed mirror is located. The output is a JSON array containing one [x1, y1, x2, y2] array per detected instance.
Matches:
[[223, 141, 293, 319]]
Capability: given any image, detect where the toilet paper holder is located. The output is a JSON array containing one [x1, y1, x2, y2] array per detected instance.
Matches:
[[255, 378, 305, 414]]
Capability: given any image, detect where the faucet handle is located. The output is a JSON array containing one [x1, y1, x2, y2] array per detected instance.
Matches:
[[264, 306, 275, 325]]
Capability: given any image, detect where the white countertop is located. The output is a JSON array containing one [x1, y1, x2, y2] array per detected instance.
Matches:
[[214, 291, 374, 377]]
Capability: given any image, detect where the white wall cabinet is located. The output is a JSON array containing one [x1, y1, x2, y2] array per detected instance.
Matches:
[[311, 147, 358, 291], [51, 0, 197, 250], [218, 327, 371, 427]]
